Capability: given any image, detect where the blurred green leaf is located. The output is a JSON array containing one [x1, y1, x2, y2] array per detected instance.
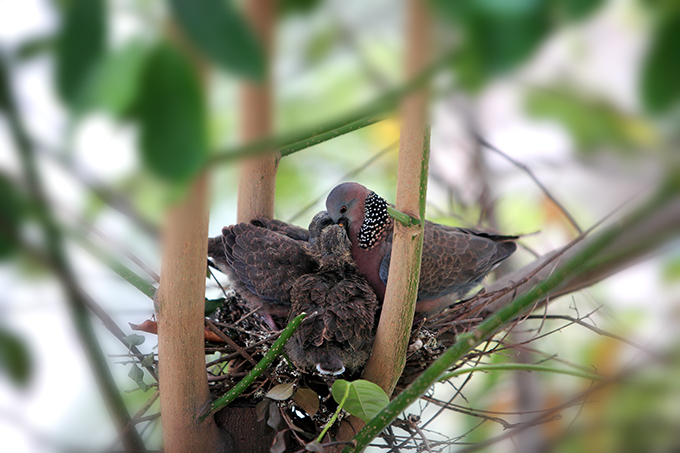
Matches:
[[432, 0, 551, 91], [204, 298, 225, 316], [14, 35, 56, 61], [0, 55, 11, 113], [279, 0, 321, 16], [128, 363, 149, 392], [56, 0, 106, 106], [640, 14, 680, 114], [556, 0, 605, 21], [76, 41, 150, 117], [0, 174, 25, 259], [525, 86, 657, 153], [136, 43, 208, 182], [331, 379, 389, 423], [168, 0, 265, 80], [662, 254, 680, 283], [0, 327, 32, 387], [123, 334, 145, 348]]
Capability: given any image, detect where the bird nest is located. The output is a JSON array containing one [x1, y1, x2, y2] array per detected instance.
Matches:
[[204, 289, 489, 449]]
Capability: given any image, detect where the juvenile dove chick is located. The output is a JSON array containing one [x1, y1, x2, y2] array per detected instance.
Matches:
[[208, 212, 378, 375]]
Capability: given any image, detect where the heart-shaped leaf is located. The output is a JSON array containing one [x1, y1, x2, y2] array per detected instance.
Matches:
[[76, 40, 150, 117], [0, 327, 32, 387], [331, 379, 389, 423], [56, 0, 106, 106], [168, 0, 265, 80], [640, 13, 680, 114], [135, 43, 208, 182]]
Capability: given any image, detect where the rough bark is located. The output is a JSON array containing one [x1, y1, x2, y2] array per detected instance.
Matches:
[[335, 0, 432, 446], [156, 174, 222, 452], [237, 0, 279, 222]]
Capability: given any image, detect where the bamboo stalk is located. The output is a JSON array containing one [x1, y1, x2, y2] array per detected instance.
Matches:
[[236, 0, 278, 222]]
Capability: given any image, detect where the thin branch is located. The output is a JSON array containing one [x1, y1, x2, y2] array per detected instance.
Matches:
[[286, 141, 397, 223], [66, 227, 157, 299], [438, 363, 605, 383], [199, 312, 307, 420], [1, 56, 145, 450], [523, 314, 658, 357], [208, 48, 455, 166], [345, 181, 678, 452], [475, 135, 583, 234]]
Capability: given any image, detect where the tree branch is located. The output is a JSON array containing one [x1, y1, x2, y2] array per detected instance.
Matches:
[[344, 176, 679, 452], [1, 56, 145, 450]]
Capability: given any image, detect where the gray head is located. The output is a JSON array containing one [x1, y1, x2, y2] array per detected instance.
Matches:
[[307, 210, 352, 260], [308, 211, 335, 243]]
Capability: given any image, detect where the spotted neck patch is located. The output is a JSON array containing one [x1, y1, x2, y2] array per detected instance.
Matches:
[[357, 192, 391, 249]]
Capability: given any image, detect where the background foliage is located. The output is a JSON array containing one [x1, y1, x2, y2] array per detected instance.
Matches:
[[0, 0, 678, 451]]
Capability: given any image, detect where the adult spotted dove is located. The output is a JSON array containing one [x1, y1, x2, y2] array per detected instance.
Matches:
[[326, 182, 518, 315], [208, 212, 378, 375]]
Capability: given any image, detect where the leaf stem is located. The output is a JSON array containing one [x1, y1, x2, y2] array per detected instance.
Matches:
[[316, 381, 350, 443], [387, 206, 421, 227], [207, 49, 454, 165], [198, 312, 307, 421], [344, 182, 677, 452], [439, 363, 605, 382]]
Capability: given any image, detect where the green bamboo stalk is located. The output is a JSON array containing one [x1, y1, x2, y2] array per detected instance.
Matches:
[[387, 206, 421, 227], [66, 228, 157, 298], [439, 363, 605, 382], [344, 179, 678, 453], [207, 50, 454, 165], [198, 312, 307, 421]]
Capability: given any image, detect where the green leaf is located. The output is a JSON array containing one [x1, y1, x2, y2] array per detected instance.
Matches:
[[141, 353, 155, 367], [331, 379, 389, 423], [640, 14, 680, 113], [279, 0, 321, 16], [14, 35, 56, 61], [0, 173, 25, 259], [123, 333, 145, 348], [76, 41, 150, 117], [55, 0, 106, 106], [525, 86, 656, 154], [204, 298, 225, 316], [431, 0, 551, 91], [128, 363, 149, 392], [168, 0, 265, 80], [136, 43, 208, 182], [0, 327, 32, 387], [0, 54, 11, 113], [556, 0, 605, 21]]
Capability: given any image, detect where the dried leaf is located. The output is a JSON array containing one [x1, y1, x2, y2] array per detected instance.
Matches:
[[305, 440, 325, 452], [204, 329, 225, 343], [256, 399, 271, 422], [270, 430, 287, 453], [266, 382, 295, 401], [267, 402, 282, 431], [293, 387, 319, 417], [129, 320, 157, 335]]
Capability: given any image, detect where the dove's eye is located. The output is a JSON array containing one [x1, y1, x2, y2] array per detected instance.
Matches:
[[340, 206, 347, 214]]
